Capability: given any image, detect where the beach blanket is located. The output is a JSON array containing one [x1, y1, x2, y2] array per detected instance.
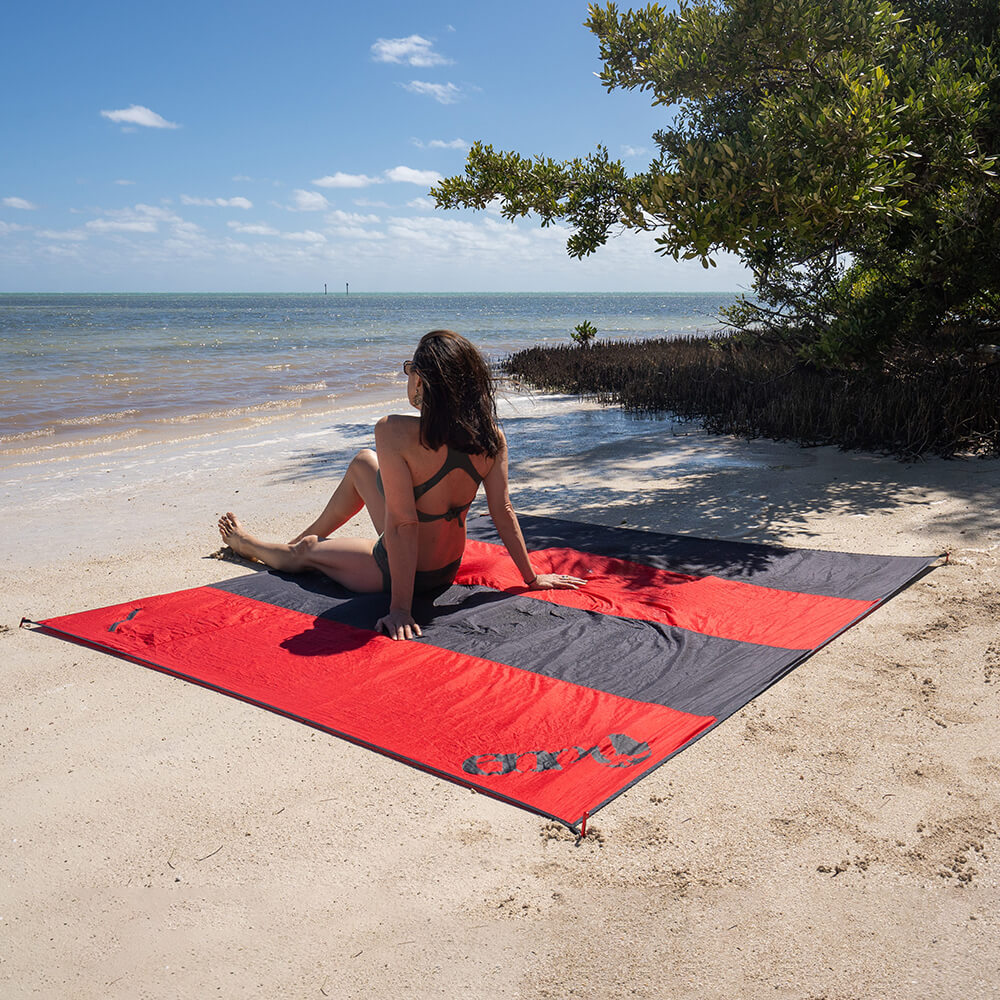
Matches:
[[27, 515, 934, 830]]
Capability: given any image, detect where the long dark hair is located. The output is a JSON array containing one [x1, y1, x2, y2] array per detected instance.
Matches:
[[411, 329, 502, 457]]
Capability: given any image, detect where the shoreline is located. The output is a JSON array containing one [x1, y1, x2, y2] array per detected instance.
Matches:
[[10, 383, 996, 577], [3, 393, 998, 999], [1, 291, 732, 455]]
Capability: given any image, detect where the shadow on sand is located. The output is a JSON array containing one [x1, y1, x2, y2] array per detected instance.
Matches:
[[262, 402, 1000, 548]]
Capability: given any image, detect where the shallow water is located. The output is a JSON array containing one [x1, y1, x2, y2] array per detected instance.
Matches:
[[0, 292, 734, 458]]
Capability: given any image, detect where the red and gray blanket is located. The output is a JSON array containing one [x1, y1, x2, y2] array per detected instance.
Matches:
[[30, 515, 933, 830]]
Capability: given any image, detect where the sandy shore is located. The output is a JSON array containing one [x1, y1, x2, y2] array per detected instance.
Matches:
[[2, 390, 998, 1000]]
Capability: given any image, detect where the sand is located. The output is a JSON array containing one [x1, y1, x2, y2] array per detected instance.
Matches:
[[2, 391, 998, 1000]]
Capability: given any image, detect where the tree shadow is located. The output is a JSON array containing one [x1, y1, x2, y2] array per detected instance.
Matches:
[[500, 412, 1000, 547], [267, 420, 376, 485], [267, 402, 1000, 549]]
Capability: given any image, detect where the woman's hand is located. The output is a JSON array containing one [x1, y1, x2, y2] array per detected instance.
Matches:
[[375, 608, 423, 641], [528, 572, 587, 590]]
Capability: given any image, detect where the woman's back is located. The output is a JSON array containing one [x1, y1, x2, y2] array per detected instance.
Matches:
[[386, 414, 495, 572]]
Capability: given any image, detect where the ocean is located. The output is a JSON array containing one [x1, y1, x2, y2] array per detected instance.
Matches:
[[1, 292, 734, 460]]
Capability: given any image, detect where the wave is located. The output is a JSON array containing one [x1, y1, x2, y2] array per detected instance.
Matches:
[[0, 426, 56, 444], [1, 427, 142, 456], [56, 408, 142, 427], [153, 399, 304, 424], [279, 382, 328, 392]]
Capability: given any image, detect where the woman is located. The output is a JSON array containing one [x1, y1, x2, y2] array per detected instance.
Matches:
[[218, 329, 585, 640]]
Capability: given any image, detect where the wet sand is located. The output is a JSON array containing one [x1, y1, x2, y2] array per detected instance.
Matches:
[[2, 391, 998, 999]]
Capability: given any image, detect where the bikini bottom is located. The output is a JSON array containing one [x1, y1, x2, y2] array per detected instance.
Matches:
[[371, 535, 461, 594]]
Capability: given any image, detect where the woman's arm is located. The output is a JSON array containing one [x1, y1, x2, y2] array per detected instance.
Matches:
[[482, 432, 586, 591], [372, 416, 422, 639]]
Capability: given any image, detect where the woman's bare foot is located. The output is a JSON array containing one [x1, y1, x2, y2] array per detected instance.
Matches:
[[217, 512, 315, 572], [218, 512, 258, 561]]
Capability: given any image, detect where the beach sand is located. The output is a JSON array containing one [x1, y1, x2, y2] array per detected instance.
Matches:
[[2, 391, 998, 1000]]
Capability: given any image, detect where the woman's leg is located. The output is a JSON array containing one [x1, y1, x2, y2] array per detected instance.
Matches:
[[219, 513, 384, 592], [289, 448, 386, 543]]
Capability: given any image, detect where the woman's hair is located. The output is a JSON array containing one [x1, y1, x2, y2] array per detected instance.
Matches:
[[411, 329, 502, 457]]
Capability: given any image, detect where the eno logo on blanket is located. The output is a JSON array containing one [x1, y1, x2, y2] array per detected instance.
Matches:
[[462, 733, 651, 777]]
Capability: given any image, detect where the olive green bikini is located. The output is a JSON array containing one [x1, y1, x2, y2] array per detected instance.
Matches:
[[372, 447, 484, 593]]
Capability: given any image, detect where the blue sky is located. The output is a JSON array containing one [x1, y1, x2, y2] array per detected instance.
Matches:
[[0, 0, 749, 292]]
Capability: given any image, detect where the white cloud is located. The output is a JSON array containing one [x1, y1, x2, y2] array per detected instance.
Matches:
[[412, 137, 468, 150], [324, 208, 385, 242], [385, 166, 443, 186], [622, 145, 649, 158], [326, 209, 381, 225], [311, 172, 381, 189], [86, 217, 158, 233], [83, 203, 184, 234], [100, 105, 179, 129], [0, 220, 29, 235], [403, 81, 461, 104], [228, 221, 280, 236], [289, 190, 330, 211], [283, 230, 326, 244], [39, 243, 87, 260], [36, 229, 88, 241], [384, 215, 534, 258], [180, 195, 253, 209], [133, 204, 179, 220], [407, 197, 433, 210], [371, 35, 449, 67], [232, 174, 283, 187], [483, 196, 507, 217], [114, 179, 135, 186], [354, 198, 391, 209], [3, 196, 38, 210], [329, 226, 386, 242]]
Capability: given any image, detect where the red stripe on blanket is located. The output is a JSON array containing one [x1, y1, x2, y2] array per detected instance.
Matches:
[[455, 540, 876, 650], [40, 587, 714, 826]]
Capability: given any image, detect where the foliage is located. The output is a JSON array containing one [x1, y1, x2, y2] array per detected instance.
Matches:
[[504, 336, 1000, 457], [571, 320, 598, 345], [432, 0, 1000, 366]]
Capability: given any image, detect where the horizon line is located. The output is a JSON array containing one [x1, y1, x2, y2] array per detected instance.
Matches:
[[0, 288, 747, 296]]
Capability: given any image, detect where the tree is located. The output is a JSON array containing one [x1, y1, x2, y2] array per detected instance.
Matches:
[[571, 319, 598, 345], [432, 0, 1000, 366]]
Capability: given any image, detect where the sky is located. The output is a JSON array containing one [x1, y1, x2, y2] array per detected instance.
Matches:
[[0, 0, 750, 293]]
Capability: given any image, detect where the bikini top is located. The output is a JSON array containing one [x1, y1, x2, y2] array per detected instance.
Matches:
[[377, 447, 485, 523]]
